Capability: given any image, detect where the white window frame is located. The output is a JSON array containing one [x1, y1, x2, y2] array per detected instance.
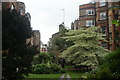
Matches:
[[100, 0, 106, 7], [86, 9, 95, 15], [86, 20, 95, 27], [100, 12, 106, 20]]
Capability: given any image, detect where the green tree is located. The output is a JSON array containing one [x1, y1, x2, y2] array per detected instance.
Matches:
[[32, 52, 54, 65], [50, 24, 73, 53], [61, 26, 110, 69], [112, 20, 120, 26], [2, 9, 39, 80]]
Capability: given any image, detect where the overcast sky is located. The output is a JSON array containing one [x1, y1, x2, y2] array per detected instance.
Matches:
[[18, 0, 92, 44]]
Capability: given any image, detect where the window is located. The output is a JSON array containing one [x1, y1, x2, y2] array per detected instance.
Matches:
[[100, 1, 106, 7], [101, 26, 106, 36], [109, 32, 112, 42], [100, 12, 106, 20], [86, 9, 95, 15], [11, 3, 15, 10], [18, 7, 23, 15], [86, 20, 95, 27]]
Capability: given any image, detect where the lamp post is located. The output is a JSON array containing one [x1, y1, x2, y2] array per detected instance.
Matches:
[[61, 9, 65, 25]]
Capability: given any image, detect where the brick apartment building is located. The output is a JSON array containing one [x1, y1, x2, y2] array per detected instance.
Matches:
[[2, 0, 17, 10], [71, 19, 79, 30], [2, 1, 26, 16], [71, 1, 120, 51], [96, 1, 120, 51], [26, 30, 41, 51], [49, 23, 66, 57], [2, 0, 41, 51], [108, 2, 120, 51], [17, 1, 25, 15], [96, 1, 109, 49], [79, 3, 96, 29], [32, 30, 41, 51]]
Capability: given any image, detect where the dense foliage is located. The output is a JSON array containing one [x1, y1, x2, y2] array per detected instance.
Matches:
[[32, 63, 64, 74], [112, 20, 120, 26], [31, 52, 64, 74], [105, 49, 120, 78], [61, 27, 110, 69], [49, 24, 71, 57], [82, 49, 120, 78], [2, 9, 39, 80], [32, 52, 55, 65]]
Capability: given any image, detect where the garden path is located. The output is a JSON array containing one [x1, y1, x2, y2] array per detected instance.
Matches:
[[59, 74, 72, 80]]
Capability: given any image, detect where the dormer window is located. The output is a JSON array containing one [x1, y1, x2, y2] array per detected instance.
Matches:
[[100, 0, 106, 7]]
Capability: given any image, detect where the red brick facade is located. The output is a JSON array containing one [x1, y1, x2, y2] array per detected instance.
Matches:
[[79, 3, 96, 28], [108, 2, 120, 51], [71, 1, 120, 51]]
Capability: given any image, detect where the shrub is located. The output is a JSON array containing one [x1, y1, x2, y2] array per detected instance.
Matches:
[[84, 49, 120, 79], [96, 66, 112, 78], [50, 63, 63, 74], [105, 49, 120, 78], [32, 52, 55, 65], [83, 64, 112, 79], [32, 63, 64, 74], [32, 64, 51, 74]]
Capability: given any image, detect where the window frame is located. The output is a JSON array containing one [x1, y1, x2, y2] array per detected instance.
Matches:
[[100, 12, 106, 20], [86, 9, 95, 15], [18, 7, 23, 15], [100, 1, 106, 7], [86, 20, 95, 27], [101, 26, 106, 36]]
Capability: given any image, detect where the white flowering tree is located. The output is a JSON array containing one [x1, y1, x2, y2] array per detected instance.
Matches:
[[61, 26, 110, 69]]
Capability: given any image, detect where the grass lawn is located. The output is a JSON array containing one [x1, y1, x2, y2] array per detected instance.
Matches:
[[24, 65, 83, 79], [64, 65, 83, 78], [65, 70, 82, 78], [25, 73, 62, 78]]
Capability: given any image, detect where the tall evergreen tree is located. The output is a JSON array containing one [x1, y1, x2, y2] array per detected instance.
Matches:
[[2, 9, 39, 80]]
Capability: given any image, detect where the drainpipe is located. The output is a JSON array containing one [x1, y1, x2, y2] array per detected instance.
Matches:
[[112, 9, 116, 51]]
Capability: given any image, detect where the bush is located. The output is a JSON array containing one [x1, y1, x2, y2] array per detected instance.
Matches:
[[50, 63, 62, 74], [96, 65, 112, 78], [32, 64, 51, 74], [32, 63, 64, 74], [32, 52, 55, 65], [105, 49, 120, 78], [105, 49, 120, 74], [83, 49, 120, 79], [82, 65, 112, 79]]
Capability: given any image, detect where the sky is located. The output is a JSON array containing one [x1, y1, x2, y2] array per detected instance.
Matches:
[[18, 0, 92, 44]]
